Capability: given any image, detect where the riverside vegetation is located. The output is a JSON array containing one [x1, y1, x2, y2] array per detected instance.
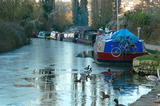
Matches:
[[0, 19, 30, 53]]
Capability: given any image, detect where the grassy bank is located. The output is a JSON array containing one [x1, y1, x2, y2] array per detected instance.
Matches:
[[135, 49, 160, 62]]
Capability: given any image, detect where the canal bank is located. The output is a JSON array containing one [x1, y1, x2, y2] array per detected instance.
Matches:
[[129, 82, 160, 106], [130, 44, 160, 106]]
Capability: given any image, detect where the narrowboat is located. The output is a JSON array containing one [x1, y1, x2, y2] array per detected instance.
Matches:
[[94, 29, 148, 62], [38, 31, 45, 38], [50, 31, 74, 41], [76, 29, 97, 45]]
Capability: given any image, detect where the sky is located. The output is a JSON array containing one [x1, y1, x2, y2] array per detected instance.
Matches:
[[36, 0, 71, 2]]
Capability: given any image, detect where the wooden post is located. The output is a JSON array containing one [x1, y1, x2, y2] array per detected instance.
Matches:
[[157, 94, 160, 100]]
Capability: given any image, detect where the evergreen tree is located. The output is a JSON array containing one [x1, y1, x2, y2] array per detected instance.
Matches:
[[80, 0, 88, 26], [72, 0, 80, 26]]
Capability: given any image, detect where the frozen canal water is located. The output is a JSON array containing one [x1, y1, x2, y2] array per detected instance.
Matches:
[[0, 38, 155, 106]]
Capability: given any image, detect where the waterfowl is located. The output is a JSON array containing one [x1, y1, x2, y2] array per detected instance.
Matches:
[[48, 70, 52, 76], [154, 48, 159, 58], [101, 91, 110, 99], [84, 65, 90, 70], [113, 87, 121, 91], [146, 68, 160, 81], [114, 99, 125, 106], [92, 58, 96, 63], [101, 67, 112, 75], [49, 71, 52, 74], [50, 64, 55, 66], [154, 52, 158, 58], [87, 68, 92, 74], [74, 77, 82, 83], [92, 61, 96, 63], [86, 75, 92, 81], [107, 78, 116, 83], [107, 67, 112, 75], [74, 79, 81, 83]]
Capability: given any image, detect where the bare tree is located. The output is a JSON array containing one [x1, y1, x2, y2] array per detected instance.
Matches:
[[91, 0, 100, 29]]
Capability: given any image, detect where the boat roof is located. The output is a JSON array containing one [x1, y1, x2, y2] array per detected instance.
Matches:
[[112, 29, 139, 43], [97, 29, 141, 43]]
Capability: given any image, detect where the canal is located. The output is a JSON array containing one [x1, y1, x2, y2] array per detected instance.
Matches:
[[0, 38, 156, 106]]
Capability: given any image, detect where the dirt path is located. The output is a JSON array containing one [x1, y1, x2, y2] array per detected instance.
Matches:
[[145, 44, 160, 51]]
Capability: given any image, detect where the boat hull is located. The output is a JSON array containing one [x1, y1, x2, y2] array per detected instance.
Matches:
[[77, 38, 91, 44], [94, 51, 148, 62]]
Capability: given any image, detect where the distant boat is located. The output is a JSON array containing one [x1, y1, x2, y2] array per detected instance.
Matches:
[[38, 31, 45, 39], [94, 29, 148, 62], [50, 31, 74, 41], [76, 29, 97, 45], [38, 31, 50, 39]]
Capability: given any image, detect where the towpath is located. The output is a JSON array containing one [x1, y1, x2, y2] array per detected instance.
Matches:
[[145, 44, 160, 51]]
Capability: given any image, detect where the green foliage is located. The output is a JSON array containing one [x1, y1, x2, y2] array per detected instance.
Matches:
[[0, 19, 30, 52], [24, 22, 34, 37], [0, 0, 33, 23], [20, 2, 33, 21], [125, 3, 160, 43], [79, 0, 88, 26], [72, 0, 80, 26], [126, 11, 151, 27]]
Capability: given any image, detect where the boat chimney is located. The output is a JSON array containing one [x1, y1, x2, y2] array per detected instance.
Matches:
[[123, 14, 126, 29], [137, 27, 141, 38]]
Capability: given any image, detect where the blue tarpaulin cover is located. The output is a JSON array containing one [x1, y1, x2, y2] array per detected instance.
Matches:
[[111, 29, 139, 43]]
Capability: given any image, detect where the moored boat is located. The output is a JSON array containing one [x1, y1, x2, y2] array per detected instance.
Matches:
[[76, 29, 97, 45], [38, 31, 45, 38], [50, 31, 74, 41], [94, 29, 148, 62]]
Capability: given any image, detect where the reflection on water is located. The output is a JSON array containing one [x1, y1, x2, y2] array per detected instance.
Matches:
[[14, 68, 154, 106], [0, 39, 155, 106], [76, 51, 94, 58], [76, 51, 133, 67]]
